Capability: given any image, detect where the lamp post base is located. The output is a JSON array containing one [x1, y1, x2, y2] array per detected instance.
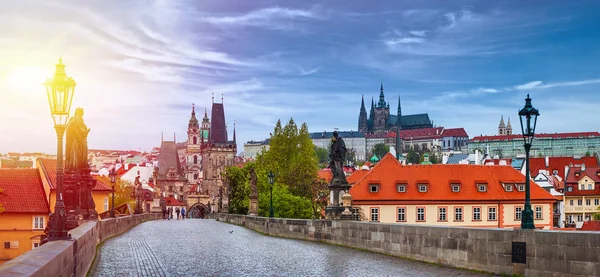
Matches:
[[521, 207, 535, 229]]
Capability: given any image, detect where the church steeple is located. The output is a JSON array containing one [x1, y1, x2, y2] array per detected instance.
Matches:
[[498, 115, 506, 135], [397, 94, 402, 125], [506, 117, 512, 135], [358, 95, 368, 133], [233, 121, 237, 144], [188, 103, 199, 129], [369, 97, 375, 119], [377, 82, 387, 108]]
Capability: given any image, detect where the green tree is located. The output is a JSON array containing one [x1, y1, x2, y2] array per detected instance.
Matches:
[[407, 147, 419, 164], [254, 118, 320, 219], [594, 206, 600, 220], [224, 165, 250, 215], [314, 146, 329, 166], [372, 143, 390, 159], [585, 151, 591, 157]]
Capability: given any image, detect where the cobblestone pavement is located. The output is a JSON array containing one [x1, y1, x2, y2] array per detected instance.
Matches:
[[95, 219, 491, 277]]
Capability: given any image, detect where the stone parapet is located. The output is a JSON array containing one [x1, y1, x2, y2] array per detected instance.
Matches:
[[0, 213, 161, 277], [216, 214, 600, 277]]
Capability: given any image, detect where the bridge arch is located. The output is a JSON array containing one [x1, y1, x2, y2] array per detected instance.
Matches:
[[188, 203, 209, 219]]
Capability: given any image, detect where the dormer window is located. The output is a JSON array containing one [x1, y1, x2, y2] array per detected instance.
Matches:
[[517, 184, 525, 192], [575, 171, 580, 177], [505, 184, 513, 192], [369, 184, 379, 193], [567, 186, 573, 192], [477, 183, 488, 192], [418, 184, 428, 193], [397, 184, 406, 193], [451, 184, 460, 192]]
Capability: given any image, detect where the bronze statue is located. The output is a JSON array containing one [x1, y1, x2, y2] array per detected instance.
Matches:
[[249, 167, 257, 196], [65, 108, 90, 172], [329, 131, 348, 185]]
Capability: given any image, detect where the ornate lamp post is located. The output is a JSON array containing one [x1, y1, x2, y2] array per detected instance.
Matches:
[[518, 93, 540, 230], [268, 171, 275, 218], [44, 58, 76, 241], [109, 168, 117, 218]]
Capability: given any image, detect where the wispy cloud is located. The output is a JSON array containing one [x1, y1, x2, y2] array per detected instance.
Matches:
[[202, 7, 322, 31], [515, 81, 543, 90], [515, 79, 600, 90]]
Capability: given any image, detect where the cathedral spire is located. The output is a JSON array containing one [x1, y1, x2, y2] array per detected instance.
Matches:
[[377, 82, 386, 108], [360, 95, 366, 112], [233, 121, 237, 143], [397, 95, 402, 118], [358, 95, 368, 133]]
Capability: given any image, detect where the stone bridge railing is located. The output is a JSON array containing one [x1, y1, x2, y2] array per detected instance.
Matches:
[[0, 213, 161, 277], [217, 214, 600, 277]]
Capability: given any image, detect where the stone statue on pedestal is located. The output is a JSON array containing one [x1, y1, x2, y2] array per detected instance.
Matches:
[[63, 108, 97, 228], [325, 131, 352, 220], [248, 167, 258, 215]]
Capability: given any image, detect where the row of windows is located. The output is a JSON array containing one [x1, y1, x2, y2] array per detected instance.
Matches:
[[568, 198, 600, 206], [369, 206, 544, 222], [370, 183, 525, 193]]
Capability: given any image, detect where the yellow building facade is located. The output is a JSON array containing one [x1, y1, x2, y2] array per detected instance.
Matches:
[[0, 169, 50, 265]]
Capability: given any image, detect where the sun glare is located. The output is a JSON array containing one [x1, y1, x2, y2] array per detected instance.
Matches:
[[2, 66, 50, 93]]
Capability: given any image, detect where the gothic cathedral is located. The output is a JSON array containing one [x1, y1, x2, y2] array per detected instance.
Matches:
[[358, 83, 433, 134]]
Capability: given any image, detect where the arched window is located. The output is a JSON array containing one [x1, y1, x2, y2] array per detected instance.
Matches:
[[193, 155, 198, 164], [193, 136, 197, 144]]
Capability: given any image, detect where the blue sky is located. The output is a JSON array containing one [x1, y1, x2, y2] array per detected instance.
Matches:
[[1, 0, 600, 153]]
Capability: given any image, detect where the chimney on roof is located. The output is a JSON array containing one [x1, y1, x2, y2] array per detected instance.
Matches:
[[124, 163, 129, 170], [545, 156, 549, 168], [475, 150, 480, 165], [582, 163, 586, 171], [565, 165, 569, 180]]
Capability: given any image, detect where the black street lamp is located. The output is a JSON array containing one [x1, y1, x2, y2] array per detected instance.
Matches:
[[518, 93, 540, 230], [268, 171, 275, 218], [44, 58, 76, 241], [109, 168, 117, 218]]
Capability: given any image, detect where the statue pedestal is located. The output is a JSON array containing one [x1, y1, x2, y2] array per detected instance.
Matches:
[[248, 193, 258, 216], [325, 180, 351, 220]]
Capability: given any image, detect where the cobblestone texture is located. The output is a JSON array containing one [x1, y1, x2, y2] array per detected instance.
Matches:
[[96, 219, 491, 277]]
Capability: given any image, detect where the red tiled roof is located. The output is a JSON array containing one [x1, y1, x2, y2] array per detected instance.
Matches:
[[318, 169, 332, 183], [164, 196, 185, 206], [564, 166, 600, 196], [580, 221, 600, 231], [442, 128, 469, 137], [529, 156, 598, 180], [39, 159, 112, 191], [0, 169, 50, 213], [350, 153, 555, 202], [348, 169, 369, 184], [471, 132, 600, 142], [92, 176, 115, 192]]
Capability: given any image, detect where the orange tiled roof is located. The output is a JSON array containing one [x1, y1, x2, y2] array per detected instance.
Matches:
[[164, 196, 185, 206], [347, 169, 370, 184], [0, 169, 50, 213], [39, 158, 112, 191], [350, 153, 556, 202], [318, 168, 332, 183]]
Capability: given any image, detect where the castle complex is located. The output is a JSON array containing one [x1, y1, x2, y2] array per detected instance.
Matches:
[[358, 83, 433, 134]]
